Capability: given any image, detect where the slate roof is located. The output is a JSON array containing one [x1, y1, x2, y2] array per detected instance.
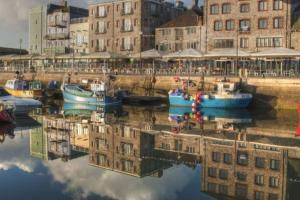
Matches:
[[158, 9, 203, 29]]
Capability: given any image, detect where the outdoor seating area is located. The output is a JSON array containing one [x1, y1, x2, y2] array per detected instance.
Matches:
[[0, 48, 300, 78]]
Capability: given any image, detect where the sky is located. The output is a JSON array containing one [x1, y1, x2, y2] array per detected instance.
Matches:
[[0, 0, 200, 49]]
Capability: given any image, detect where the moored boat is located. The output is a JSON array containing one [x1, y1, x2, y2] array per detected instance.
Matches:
[[4, 79, 42, 99], [0, 87, 42, 115], [62, 77, 123, 106], [0, 101, 15, 123], [169, 80, 252, 108]]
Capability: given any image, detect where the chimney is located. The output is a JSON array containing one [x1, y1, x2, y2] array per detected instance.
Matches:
[[193, 0, 199, 8], [61, 0, 67, 7]]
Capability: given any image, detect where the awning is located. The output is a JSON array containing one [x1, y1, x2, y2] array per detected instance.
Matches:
[[251, 47, 300, 57]]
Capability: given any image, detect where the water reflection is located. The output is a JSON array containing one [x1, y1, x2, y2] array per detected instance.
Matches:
[[0, 105, 300, 200]]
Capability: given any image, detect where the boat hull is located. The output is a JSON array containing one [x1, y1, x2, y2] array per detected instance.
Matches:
[[169, 94, 252, 108], [5, 88, 42, 99], [63, 90, 121, 106], [0, 96, 41, 115], [0, 109, 14, 123]]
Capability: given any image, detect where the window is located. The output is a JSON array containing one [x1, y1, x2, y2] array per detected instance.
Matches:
[[236, 184, 247, 199], [256, 37, 283, 47], [273, 0, 283, 10], [258, 1, 268, 11], [240, 38, 249, 48], [269, 193, 279, 200], [210, 4, 219, 14], [255, 175, 264, 186], [274, 17, 283, 28], [269, 177, 279, 188], [187, 27, 196, 34], [258, 18, 268, 29], [239, 19, 250, 31], [224, 153, 232, 164], [236, 172, 247, 181], [98, 6, 106, 17], [207, 182, 217, 192], [123, 18, 133, 31], [255, 157, 265, 168], [226, 20, 234, 31], [123, 1, 133, 15], [212, 152, 221, 162], [254, 191, 264, 200], [214, 21, 222, 31], [237, 151, 248, 165], [222, 3, 231, 14], [219, 169, 228, 180], [219, 185, 228, 195], [240, 4, 250, 13], [270, 159, 280, 170], [208, 167, 217, 177], [214, 39, 234, 48]]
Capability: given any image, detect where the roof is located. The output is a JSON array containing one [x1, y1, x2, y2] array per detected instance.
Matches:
[[158, 9, 202, 29], [0, 47, 28, 56]]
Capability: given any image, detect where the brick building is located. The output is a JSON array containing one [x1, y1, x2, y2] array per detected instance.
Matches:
[[203, 0, 300, 52], [88, 0, 185, 56]]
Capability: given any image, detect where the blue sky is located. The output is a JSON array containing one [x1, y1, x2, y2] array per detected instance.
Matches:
[[0, 0, 201, 49]]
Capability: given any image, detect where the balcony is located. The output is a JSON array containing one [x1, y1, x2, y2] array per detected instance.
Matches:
[[120, 44, 133, 51], [44, 33, 70, 40], [95, 46, 107, 52], [48, 20, 68, 28], [96, 28, 107, 34], [95, 12, 107, 18], [121, 25, 133, 32], [239, 26, 251, 34], [121, 8, 133, 15]]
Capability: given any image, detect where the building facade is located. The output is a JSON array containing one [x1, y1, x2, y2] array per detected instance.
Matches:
[[203, 0, 300, 52], [70, 17, 89, 54], [44, 1, 88, 55], [88, 0, 185, 56], [155, 8, 205, 53], [29, 5, 47, 55]]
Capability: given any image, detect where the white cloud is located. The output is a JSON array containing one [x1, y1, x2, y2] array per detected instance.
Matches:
[[45, 156, 213, 200]]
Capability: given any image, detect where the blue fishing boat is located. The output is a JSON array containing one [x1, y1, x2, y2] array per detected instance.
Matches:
[[169, 80, 252, 108], [62, 81, 122, 106]]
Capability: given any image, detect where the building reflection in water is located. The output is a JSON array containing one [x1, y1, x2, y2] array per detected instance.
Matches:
[[34, 104, 300, 200]]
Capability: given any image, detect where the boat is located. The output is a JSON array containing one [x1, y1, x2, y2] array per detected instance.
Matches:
[[45, 80, 61, 98], [169, 80, 252, 108], [0, 87, 42, 115], [4, 79, 42, 99], [0, 101, 15, 123], [61, 77, 122, 106]]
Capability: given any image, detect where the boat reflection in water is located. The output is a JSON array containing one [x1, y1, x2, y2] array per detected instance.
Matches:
[[26, 105, 300, 200]]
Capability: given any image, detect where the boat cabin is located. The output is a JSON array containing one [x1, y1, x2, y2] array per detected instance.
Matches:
[[91, 82, 106, 92], [215, 82, 238, 94], [5, 79, 42, 90]]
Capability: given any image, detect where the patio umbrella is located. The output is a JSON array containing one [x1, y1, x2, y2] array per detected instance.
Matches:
[[204, 49, 251, 58], [163, 48, 204, 59], [131, 49, 164, 59]]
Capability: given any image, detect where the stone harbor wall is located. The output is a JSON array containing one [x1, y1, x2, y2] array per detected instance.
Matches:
[[0, 72, 299, 110]]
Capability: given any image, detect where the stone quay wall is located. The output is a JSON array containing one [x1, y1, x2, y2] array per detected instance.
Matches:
[[0, 72, 299, 110]]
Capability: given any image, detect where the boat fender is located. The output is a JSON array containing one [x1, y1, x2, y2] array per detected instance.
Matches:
[[192, 103, 196, 108]]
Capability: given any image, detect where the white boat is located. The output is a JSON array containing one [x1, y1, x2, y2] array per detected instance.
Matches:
[[0, 87, 42, 115]]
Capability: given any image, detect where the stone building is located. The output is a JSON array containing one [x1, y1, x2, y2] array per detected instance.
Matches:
[[44, 1, 88, 55], [155, 7, 205, 53], [70, 17, 89, 54], [203, 0, 300, 52], [88, 111, 168, 177], [88, 0, 185, 56], [201, 133, 288, 200]]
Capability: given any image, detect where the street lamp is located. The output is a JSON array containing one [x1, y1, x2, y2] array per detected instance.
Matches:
[[139, 31, 143, 68]]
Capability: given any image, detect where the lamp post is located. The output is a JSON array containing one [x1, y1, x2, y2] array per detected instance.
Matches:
[[19, 38, 23, 73], [139, 31, 143, 68]]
